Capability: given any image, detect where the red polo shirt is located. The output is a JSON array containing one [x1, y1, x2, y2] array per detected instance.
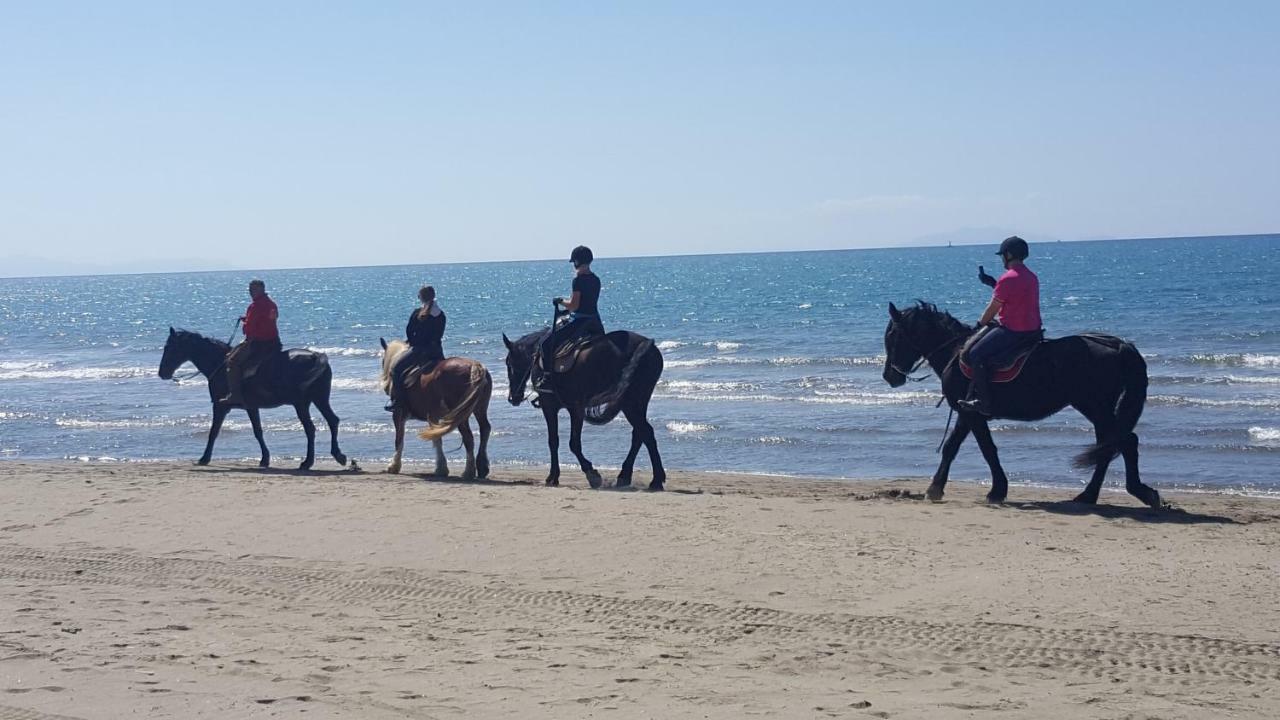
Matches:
[[993, 264, 1041, 332], [243, 295, 279, 341]]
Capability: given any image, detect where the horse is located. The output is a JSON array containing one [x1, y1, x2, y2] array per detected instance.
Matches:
[[882, 302, 1163, 509], [158, 327, 348, 470], [502, 325, 666, 490], [378, 339, 493, 479]]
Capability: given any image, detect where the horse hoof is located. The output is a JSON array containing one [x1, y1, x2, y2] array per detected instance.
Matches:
[[986, 492, 1006, 504], [432, 468, 449, 478], [926, 485, 945, 503], [259, 459, 270, 469], [461, 471, 476, 481], [545, 476, 559, 486], [333, 453, 348, 466], [616, 474, 632, 488], [196, 457, 210, 466], [298, 462, 313, 471], [1071, 493, 1098, 505], [647, 480, 664, 492], [386, 464, 401, 474], [586, 470, 603, 489]]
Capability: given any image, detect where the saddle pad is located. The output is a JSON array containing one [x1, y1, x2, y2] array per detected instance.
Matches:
[[959, 346, 1037, 384], [553, 336, 605, 374]]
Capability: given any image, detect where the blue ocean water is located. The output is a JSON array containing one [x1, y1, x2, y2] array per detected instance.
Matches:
[[2, 235, 1279, 494]]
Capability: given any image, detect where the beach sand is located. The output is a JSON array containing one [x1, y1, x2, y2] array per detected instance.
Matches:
[[0, 460, 1277, 719]]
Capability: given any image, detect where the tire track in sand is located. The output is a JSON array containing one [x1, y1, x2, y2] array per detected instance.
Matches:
[[1, 544, 1277, 686], [0, 706, 84, 720]]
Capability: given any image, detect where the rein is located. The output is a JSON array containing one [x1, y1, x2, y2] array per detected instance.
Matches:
[[889, 333, 966, 382], [171, 319, 242, 382]]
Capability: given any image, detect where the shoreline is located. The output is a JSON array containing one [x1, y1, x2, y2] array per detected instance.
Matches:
[[1, 461, 1278, 718], [6, 456, 1280, 501]]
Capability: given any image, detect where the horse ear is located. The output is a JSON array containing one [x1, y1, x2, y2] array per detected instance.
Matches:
[[888, 303, 902, 322], [169, 326, 175, 335], [502, 333, 513, 350], [379, 337, 387, 350]]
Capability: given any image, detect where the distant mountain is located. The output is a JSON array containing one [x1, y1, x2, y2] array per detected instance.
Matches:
[[0, 255, 242, 279]]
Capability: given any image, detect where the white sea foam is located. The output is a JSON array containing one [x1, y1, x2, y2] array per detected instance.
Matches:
[[1248, 427, 1280, 443], [657, 390, 937, 406], [1225, 375, 1280, 385], [664, 355, 882, 369], [330, 377, 383, 392], [661, 379, 759, 392], [1187, 353, 1280, 368], [1150, 394, 1280, 409], [0, 366, 153, 382], [666, 421, 716, 435], [309, 346, 382, 358], [656, 340, 686, 351]]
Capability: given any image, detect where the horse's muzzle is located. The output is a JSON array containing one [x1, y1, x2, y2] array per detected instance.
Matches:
[[883, 368, 906, 388]]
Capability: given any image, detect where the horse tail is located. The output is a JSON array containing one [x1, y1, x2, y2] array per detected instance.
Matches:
[[1073, 342, 1148, 468], [585, 337, 656, 426], [419, 362, 491, 441]]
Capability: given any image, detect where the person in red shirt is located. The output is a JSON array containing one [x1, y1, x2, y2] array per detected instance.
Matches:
[[958, 236, 1042, 415], [220, 279, 281, 406]]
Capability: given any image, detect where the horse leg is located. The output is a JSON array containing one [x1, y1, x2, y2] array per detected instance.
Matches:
[[386, 409, 406, 474], [616, 405, 645, 488], [568, 407, 602, 489], [1121, 434, 1162, 509], [432, 437, 449, 477], [542, 404, 560, 486], [294, 404, 316, 470], [474, 405, 492, 480], [928, 414, 972, 502], [246, 407, 271, 468], [458, 419, 477, 481], [197, 405, 229, 466], [1073, 408, 1116, 505], [313, 395, 347, 466], [968, 418, 1009, 503], [629, 372, 665, 490]]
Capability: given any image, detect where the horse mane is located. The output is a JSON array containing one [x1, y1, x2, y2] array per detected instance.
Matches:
[[172, 328, 231, 352], [906, 301, 969, 336]]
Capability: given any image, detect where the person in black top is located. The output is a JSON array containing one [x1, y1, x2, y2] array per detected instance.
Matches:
[[541, 246, 605, 371], [386, 285, 447, 412]]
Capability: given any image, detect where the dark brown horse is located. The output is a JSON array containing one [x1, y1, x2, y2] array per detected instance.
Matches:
[[159, 327, 348, 470], [379, 339, 492, 479], [502, 325, 665, 490]]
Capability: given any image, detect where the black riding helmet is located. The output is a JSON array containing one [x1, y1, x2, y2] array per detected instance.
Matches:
[[997, 236, 1029, 260], [570, 245, 594, 267]]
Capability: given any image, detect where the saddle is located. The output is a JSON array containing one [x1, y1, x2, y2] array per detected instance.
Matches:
[[546, 334, 612, 374], [397, 359, 442, 391], [958, 329, 1045, 384]]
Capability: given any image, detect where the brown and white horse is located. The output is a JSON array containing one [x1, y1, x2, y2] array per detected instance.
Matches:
[[379, 339, 492, 479]]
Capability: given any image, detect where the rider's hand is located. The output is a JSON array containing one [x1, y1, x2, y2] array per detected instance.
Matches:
[[553, 297, 565, 306], [978, 265, 997, 288]]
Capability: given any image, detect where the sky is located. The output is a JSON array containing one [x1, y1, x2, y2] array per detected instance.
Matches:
[[1, 1, 1278, 275]]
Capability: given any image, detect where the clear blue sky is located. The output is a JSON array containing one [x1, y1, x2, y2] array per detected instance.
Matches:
[[2, 1, 1277, 273]]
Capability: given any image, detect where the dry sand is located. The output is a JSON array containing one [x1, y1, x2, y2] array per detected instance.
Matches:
[[0, 460, 1277, 719]]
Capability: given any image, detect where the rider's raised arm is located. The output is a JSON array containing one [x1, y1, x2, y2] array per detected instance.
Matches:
[[978, 265, 997, 288]]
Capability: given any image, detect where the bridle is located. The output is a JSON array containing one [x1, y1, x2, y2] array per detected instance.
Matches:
[[887, 320, 967, 382]]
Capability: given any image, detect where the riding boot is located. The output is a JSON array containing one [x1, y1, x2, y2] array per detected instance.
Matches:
[[957, 369, 993, 415]]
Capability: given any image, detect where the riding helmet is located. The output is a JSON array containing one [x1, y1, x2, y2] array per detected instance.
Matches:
[[570, 245, 594, 267], [996, 236, 1029, 260]]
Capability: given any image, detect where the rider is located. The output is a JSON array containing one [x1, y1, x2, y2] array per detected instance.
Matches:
[[540, 245, 605, 374], [220, 279, 281, 406], [957, 236, 1042, 415], [385, 285, 447, 412]]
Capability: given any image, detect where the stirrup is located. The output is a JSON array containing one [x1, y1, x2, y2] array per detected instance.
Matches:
[[956, 398, 991, 416]]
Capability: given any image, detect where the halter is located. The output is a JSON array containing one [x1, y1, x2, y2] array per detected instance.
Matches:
[[169, 319, 242, 382]]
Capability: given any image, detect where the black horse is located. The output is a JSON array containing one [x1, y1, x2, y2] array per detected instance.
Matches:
[[502, 325, 666, 490], [882, 302, 1162, 508], [158, 327, 348, 470]]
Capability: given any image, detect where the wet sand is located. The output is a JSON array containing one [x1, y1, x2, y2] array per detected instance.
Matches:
[[0, 460, 1277, 719]]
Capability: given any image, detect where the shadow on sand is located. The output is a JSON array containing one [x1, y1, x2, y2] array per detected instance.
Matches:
[[999, 499, 1244, 525]]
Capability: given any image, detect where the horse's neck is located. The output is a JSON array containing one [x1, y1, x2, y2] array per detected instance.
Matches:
[[920, 324, 966, 375], [189, 338, 230, 376]]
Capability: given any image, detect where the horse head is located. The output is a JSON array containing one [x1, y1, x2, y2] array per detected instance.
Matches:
[[883, 302, 970, 387], [502, 331, 540, 406], [158, 327, 188, 380]]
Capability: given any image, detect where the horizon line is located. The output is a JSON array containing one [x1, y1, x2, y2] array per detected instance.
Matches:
[[2, 231, 1277, 281]]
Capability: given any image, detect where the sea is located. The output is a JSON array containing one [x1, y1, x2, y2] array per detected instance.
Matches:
[[2, 235, 1278, 495]]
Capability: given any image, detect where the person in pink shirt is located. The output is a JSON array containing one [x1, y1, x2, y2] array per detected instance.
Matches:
[[958, 236, 1043, 414]]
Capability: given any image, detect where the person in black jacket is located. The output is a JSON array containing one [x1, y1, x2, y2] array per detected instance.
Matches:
[[541, 245, 605, 373], [385, 285, 447, 412]]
